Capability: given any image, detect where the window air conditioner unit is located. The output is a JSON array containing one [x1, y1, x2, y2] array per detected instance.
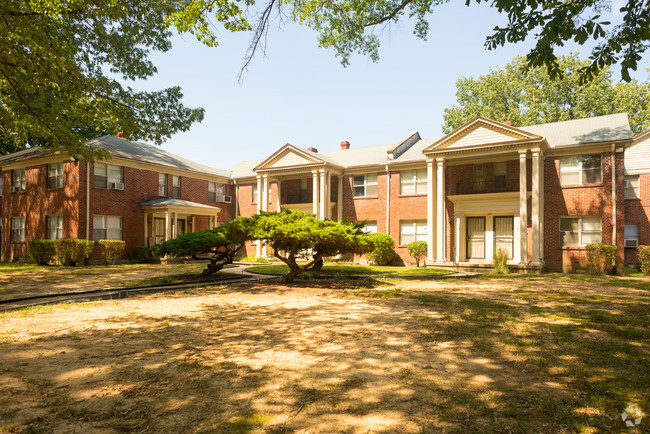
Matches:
[[216, 194, 232, 203], [9, 186, 23, 193], [110, 182, 125, 191], [624, 238, 639, 248]]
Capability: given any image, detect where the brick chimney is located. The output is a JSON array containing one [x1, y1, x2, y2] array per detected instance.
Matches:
[[307, 147, 318, 153], [502, 121, 512, 126], [340, 140, 350, 150], [116, 131, 129, 139]]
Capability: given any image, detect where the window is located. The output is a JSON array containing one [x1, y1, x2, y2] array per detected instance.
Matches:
[[252, 183, 257, 202], [560, 154, 602, 186], [361, 221, 377, 234], [624, 224, 639, 246], [47, 215, 63, 240], [494, 161, 507, 190], [209, 182, 226, 202], [0, 177, 3, 196], [172, 176, 181, 198], [400, 169, 427, 195], [473, 164, 486, 192], [353, 174, 377, 197], [94, 163, 123, 189], [12, 169, 26, 191], [47, 163, 63, 189], [93, 215, 123, 240], [11, 216, 25, 242], [560, 216, 602, 247], [158, 173, 168, 196], [400, 220, 427, 245], [625, 175, 640, 199]]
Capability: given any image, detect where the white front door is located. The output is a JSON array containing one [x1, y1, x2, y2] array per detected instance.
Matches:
[[466, 217, 486, 259]]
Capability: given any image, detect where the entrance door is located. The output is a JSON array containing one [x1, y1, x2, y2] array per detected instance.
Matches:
[[494, 216, 514, 259], [466, 217, 486, 259], [153, 218, 166, 245]]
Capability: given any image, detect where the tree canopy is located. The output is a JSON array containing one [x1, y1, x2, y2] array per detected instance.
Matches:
[[443, 55, 650, 134], [249, 209, 368, 282], [0, 0, 209, 159], [152, 218, 251, 276], [173, 0, 650, 83]]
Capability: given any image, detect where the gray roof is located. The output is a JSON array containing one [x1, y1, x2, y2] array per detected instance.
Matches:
[[229, 159, 262, 179], [88, 136, 232, 178], [0, 147, 49, 164], [519, 113, 632, 148], [141, 198, 219, 209], [319, 143, 394, 168]]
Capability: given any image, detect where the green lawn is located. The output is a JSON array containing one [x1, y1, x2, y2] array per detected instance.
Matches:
[[246, 263, 453, 276]]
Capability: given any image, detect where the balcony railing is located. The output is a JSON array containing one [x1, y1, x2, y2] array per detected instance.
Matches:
[[285, 192, 313, 204], [456, 178, 519, 195]]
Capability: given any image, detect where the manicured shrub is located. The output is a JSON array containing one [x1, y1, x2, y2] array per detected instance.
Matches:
[[55, 239, 94, 266], [638, 245, 650, 276], [407, 240, 427, 267], [586, 243, 618, 275], [98, 240, 126, 264], [28, 240, 57, 265], [254, 257, 269, 263], [366, 233, 395, 266], [136, 246, 149, 263], [492, 248, 510, 274]]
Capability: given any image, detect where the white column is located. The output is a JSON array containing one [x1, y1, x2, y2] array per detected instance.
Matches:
[[256, 176, 262, 214], [191, 216, 195, 233], [519, 150, 528, 265], [173, 212, 178, 238], [165, 212, 170, 241], [319, 169, 326, 220], [276, 180, 282, 212], [312, 170, 319, 216], [531, 150, 541, 265], [426, 160, 436, 263], [262, 175, 269, 212], [436, 158, 446, 263], [326, 171, 332, 219], [255, 240, 261, 258], [337, 175, 343, 221], [454, 215, 461, 262], [143, 213, 148, 247]]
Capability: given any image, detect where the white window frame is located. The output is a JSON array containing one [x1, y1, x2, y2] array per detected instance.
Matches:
[[400, 169, 427, 195], [12, 169, 26, 191], [559, 216, 602, 247], [172, 175, 181, 198], [47, 163, 63, 189], [93, 215, 123, 241], [361, 221, 378, 234], [47, 215, 63, 240], [624, 175, 640, 199], [560, 154, 602, 186], [209, 182, 226, 202], [353, 174, 378, 198], [94, 163, 123, 189], [158, 173, 168, 196], [11, 216, 25, 242], [624, 224, 640, 245], [400, 219, 427, 245]]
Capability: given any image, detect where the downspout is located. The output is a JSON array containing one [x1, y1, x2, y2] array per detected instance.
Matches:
[[86, 162, 90, 239], [611, 145, 616, 245], [385, 164, 390, 234]]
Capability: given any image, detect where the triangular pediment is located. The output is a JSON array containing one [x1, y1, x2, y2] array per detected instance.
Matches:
[[255, 144, 324, 171], [424, 117, 542, 153]]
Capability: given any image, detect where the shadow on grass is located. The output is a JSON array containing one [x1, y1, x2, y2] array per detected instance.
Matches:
[[0, 281, 648, 432]]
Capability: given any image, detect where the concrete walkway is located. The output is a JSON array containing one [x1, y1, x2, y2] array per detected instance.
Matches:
[[0, 265, 275, 312]]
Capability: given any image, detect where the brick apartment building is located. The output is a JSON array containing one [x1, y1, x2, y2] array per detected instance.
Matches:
[[1, 113, 649, 272]]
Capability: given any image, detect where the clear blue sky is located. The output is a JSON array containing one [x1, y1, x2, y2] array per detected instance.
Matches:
[[138, 1, 649, 170]]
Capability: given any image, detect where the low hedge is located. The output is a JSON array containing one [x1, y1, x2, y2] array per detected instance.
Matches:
[[55, 239, 94, 266], [639, 245, 650, 276], [98, 240, 126, 264], [28, 240, 57, 265], [586, 243, 617, 275]]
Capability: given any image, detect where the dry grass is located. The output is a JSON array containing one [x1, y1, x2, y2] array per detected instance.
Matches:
[[0, 275, 648, 432]]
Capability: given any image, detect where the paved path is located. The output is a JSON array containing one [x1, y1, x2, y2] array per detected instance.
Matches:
[[0, 265, 275, 312]]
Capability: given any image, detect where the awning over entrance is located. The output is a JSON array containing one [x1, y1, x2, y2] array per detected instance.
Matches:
[[141, 198, 221, 246]]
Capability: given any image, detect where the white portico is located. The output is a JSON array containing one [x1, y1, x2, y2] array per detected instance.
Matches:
[[422, 117, 548, 269]]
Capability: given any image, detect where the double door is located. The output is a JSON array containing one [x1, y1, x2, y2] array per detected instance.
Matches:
[[466, 216, 513, 260]]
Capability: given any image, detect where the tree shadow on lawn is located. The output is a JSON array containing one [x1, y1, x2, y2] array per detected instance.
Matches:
[[0, 286, 648, 432]]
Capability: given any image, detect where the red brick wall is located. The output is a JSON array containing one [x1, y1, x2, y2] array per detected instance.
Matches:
[[1, 161, 82, 261], [624, 173, 650, 265], [543, 152, 624, 272], [388, 170, 427, 264]]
